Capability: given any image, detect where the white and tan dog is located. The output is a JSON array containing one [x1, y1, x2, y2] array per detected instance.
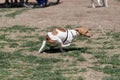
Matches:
[[39, 27, 92, 53], [91, 0, 108, 8]]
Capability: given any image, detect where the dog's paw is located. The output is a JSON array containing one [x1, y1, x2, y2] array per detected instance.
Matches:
[[60, 49, 65, 53]]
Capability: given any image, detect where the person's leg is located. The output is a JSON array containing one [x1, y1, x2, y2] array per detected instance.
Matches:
[[20, 0, 24, 5], [37, 0, 41, 5], [20, 0, 30, 7], [25, 0, 28, 3], [15, 0, 18, 3], [4, 0, 11, 7], [36, 0, 47, 7], [91, 0, 96, 8], [40, 0, 45, 6], [11, 0, 14, 3], [45, 0, 48, 6], [103, 0, 108, 7], [5, 0, 9, 3]]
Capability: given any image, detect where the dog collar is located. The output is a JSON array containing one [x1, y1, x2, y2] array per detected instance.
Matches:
[[63, 29, 69, 44]]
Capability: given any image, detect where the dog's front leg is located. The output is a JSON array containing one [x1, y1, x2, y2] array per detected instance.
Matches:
[[56, 38, 65, 52], [57, 43, 64, 52], [58, 42, 71, 52], [60, 46, 64, 52]]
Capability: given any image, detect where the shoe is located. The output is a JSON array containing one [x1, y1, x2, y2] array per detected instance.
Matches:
[[34, 4, 45, 8]]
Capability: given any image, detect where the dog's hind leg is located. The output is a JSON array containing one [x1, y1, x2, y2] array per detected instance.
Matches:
[[39, 40, 46, 53]]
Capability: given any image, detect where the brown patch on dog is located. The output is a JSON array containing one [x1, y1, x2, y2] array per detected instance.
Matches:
[[57, 27, 66, 32], [75, 28, 88, 35], [75, 27, 92, 37], [46, 35, 55, 44], [51, 29, 58, 36]]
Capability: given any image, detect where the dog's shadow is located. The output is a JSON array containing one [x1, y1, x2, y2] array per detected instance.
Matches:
[[43, 47, 88, 54]]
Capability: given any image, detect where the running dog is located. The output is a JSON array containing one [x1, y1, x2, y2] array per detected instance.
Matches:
[[39, 27, 92, 53], [91, 0, 108, 8]]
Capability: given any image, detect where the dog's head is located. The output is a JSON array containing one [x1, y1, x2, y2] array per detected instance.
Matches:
[[75, 27, 92, 37]]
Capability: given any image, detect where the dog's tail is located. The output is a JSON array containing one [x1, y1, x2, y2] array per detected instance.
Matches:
[[39, 40, 46, 53]]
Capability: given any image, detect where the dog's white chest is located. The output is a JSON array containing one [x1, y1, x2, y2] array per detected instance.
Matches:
[[63, 30, 73, 44]]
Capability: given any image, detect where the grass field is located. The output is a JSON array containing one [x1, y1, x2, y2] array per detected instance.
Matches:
[[0, 25, 120, 80], [0, 0, 120, 79], [0, 8, 29, 18]]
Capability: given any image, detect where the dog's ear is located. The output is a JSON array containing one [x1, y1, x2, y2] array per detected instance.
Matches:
[[75, 27, 88, 35], [75, 27, 92, 37]]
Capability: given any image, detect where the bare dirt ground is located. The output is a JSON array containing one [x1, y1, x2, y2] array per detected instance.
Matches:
[[0, 0, 120, 31]]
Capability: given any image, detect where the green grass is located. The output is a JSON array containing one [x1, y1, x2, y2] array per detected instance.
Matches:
[[90, 65, 120, 80], [103, 77, 120, 80], [0, 34, 6, 40], [0, 25, 36, 33], [0, 8, 29, 18], [0, 9, 11, 12], [0, 51, 69, 80], [0, 25, 120, 80], [117, 0, 120, 2], [0, 43, 6, 48], [89, 53, 120, 79], [0, 25, 37, 49], [97, 54, 120, 65], [112, 32, 120, 41], [5, 9, 29, 18], [55, 68, 85, 74], [20, 40, 42, 52], [62, 52, 86, 62], [0, 34, 18, 42]]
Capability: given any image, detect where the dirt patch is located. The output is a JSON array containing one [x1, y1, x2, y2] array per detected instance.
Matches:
[[0, 0, 120, 31]]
